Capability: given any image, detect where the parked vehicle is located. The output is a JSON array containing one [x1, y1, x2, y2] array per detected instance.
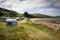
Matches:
[[0, 17, 7, 22]]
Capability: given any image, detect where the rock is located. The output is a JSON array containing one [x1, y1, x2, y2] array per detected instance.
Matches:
[[53, 25, 60, 32]]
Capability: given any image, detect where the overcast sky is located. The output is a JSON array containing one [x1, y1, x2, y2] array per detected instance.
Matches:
[[0, 0, 60, 16]]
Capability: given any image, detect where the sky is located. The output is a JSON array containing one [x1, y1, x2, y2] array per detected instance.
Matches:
[[0, 0, 60, 16]]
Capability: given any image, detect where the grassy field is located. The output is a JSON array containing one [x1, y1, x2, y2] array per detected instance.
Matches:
[[0, 21, 60, 40]]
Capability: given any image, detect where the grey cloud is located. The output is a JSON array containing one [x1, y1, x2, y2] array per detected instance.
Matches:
[[0, 0, 7, 5], [43, 0, 60, 7], [0, 0, 60, 16]]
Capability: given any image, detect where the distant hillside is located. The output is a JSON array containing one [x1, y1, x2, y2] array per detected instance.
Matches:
[[32, 13, 53, 18], [53, 16, 60, 18], [0, 8, 57, 18], [0, 8, 19, 17]]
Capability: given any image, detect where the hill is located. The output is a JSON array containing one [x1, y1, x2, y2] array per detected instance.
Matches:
[[0, 8, 59, 18], [0, 8, 19, 17], [31, 13, 53, 18], [53, 16, 60, 18], [23, 12, 53, 18]]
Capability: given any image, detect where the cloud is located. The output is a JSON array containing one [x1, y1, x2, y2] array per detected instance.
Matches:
[[0, 0, 52, 9], [0, 0, 60, 16], [38, 8, 60, 16], [0, 0, 7, 5], [19, 0, 25, 1]]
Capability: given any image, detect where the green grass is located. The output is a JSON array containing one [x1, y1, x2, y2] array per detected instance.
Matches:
[[19, 22, 60, 40], [0, 21, 60, 40], [0, 22, 28, 40]]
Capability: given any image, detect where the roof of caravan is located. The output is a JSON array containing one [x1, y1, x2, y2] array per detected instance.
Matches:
[[6, 19, 17, 22]]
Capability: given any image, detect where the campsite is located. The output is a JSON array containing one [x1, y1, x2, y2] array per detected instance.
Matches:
[[0, 7, 60, 40]]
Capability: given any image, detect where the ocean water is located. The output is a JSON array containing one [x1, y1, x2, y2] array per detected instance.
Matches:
[[42, 18, 60, 23]]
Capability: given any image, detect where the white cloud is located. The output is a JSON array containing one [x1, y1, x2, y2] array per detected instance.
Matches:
[[39, 8, 55, 12], [38, 8, 60, 16], [0, 0, 51, 10], [0, 0, 60, 16]]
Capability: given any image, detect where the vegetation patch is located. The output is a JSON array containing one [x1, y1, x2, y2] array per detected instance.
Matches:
[[0, 21, 60, 40]]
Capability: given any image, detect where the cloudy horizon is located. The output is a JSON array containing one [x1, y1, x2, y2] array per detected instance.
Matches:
[[0, 0, 60, 16]]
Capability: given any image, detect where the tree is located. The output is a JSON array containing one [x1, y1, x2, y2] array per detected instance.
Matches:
[[0, 13, 4, 16], [23, 12, 35, 18], [23, 12, 29, 18]]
